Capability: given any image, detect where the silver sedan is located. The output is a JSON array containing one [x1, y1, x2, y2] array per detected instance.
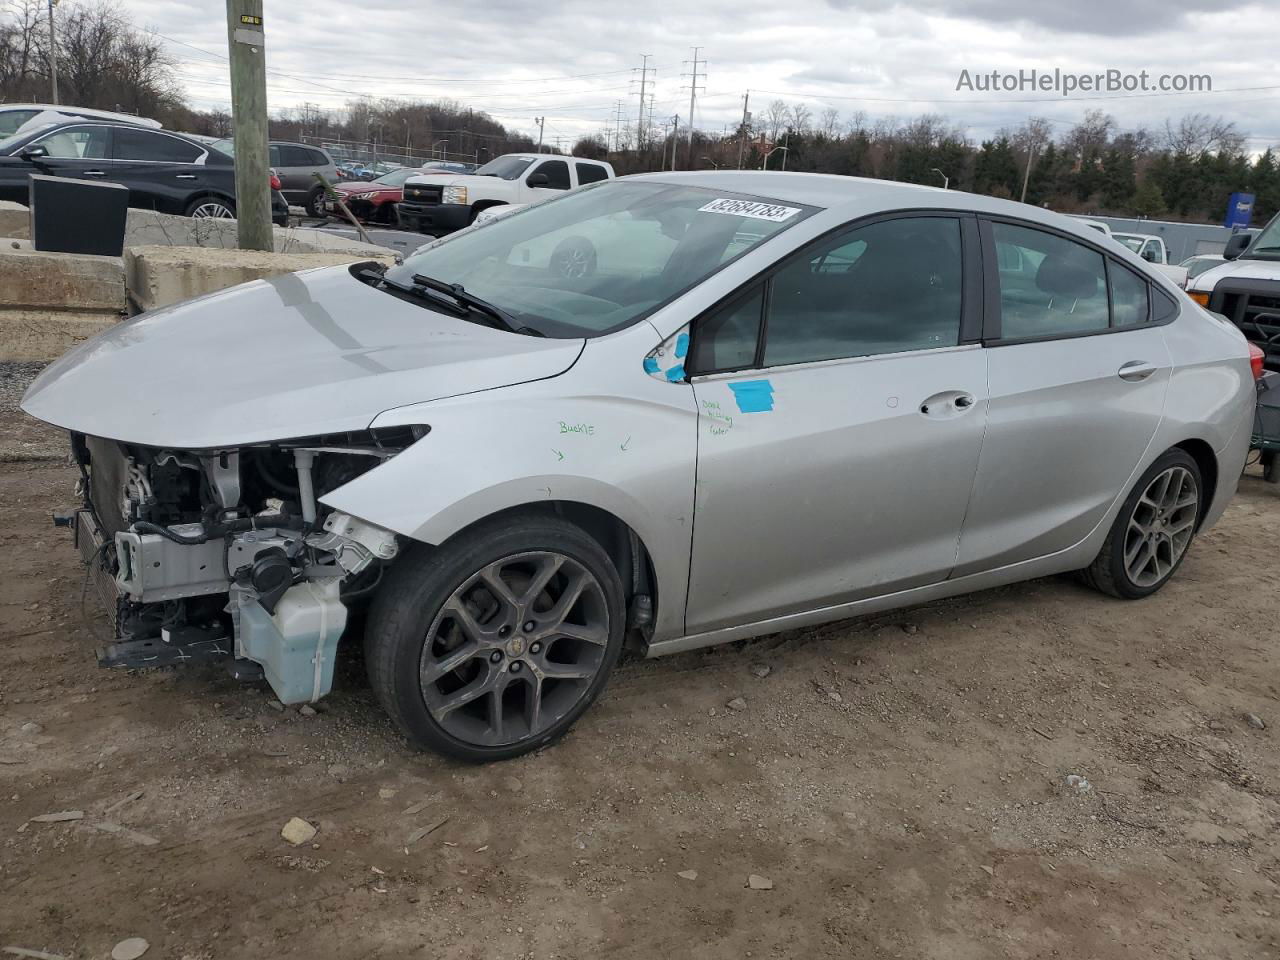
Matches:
[[23, 172, 1257, 761]]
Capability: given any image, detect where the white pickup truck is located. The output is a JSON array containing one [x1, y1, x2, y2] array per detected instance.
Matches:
[[397, 153, 614, 234], [1111, 232, 1190, 287], [1186, 211, 1280, 373]]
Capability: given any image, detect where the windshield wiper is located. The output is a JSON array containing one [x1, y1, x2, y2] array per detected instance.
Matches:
[[410, 273, 543, 336]]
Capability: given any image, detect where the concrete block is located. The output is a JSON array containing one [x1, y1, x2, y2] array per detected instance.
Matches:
[[124, 245, 396, 313], [0, 247, 126, 311], [0, 200, 29, 240], [123, 208, 394, 259], [0, 308, 121, 361]]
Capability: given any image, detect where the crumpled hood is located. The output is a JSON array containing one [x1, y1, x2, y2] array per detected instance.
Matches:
[[21, 265, 584, 449], [1191, 257, 1280, 290]]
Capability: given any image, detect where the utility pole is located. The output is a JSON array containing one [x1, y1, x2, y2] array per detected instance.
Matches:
[[1020, 143, 1036, 204], [225, 0, 272, 251], [682, 47, 705, 169], [635, 54, 655, 154], [46, 0, 59, 104], [535, 116, 545, 153], [736, 90, 750, 169], [669, 115, 679, 171]]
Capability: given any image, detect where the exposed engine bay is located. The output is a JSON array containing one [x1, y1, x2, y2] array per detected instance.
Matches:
[[71, 426, 424, 704]]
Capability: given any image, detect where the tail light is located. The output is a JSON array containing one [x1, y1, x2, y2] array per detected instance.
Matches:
[[269, 172, 282, 190], [1249, 343, 1265, 380]]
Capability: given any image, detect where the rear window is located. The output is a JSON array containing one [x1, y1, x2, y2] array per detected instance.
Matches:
[[576, 162, 609, 185]]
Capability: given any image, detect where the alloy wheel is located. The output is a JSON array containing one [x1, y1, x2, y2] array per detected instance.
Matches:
[[418, 551, 610, 747], [190, 201, 234, 219], [1123, 466, 1198, 587]]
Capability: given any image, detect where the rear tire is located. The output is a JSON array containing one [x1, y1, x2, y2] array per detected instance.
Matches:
[[1082, 449, 1203, 599], [304, 186, 326, 219], [185, 197, 235, 219], [365, 516, 625, 762]]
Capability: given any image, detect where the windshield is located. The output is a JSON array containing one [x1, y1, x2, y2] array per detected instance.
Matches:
[[1113, 235, 1145, 253], [381, 180, 816, 338], [370, 168, 418, 186], [0, 109, 39, 138], [474, 156, 536, 180], [1245, 214, 1280, 259], [211, 138, 234, 157]]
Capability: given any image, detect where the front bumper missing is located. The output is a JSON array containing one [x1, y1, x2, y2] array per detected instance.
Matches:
[[74, 508, 236, 670]]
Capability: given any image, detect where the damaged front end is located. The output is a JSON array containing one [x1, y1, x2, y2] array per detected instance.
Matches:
[[70, 426, 423, 703]]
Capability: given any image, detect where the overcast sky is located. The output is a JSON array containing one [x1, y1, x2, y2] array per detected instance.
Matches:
[[118, 0, 1280, 152]]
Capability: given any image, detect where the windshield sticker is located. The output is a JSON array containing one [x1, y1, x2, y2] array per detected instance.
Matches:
[[698, 198, 801, 222]]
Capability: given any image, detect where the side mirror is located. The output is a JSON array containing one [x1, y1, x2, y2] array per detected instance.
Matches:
[[1142, 248, 1159, 263], [1223, 232, 1252, 261], [19, 144, 49, 161], [527, 173, 549, 187]]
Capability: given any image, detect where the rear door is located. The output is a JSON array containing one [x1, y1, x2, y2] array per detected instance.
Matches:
[[684, 213, 990, 634], [274, 144, 313, 201], [952, 218, 1172, 576], [110, 127, 209, 213]]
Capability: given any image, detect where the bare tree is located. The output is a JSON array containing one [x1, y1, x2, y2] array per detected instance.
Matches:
[[764, 99, 789, 143], [818, 107, 841, 139], [788, 103, 812, 135], [1164, 113, 1244, 156]]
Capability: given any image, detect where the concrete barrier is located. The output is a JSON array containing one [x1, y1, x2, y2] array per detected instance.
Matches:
[[0, 246, 126, 361], [122, 208, 393, 258], [125, 245, 396, 313], [0, 200, 29, 240]]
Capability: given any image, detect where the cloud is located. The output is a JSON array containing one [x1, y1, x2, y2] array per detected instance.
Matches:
[[111, 0, 1280, 151]]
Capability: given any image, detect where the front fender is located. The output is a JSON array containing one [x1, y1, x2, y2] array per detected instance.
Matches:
[[320, 341, 698, 641]]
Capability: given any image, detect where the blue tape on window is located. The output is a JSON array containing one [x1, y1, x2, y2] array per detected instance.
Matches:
[[665, 364, 686, 382], [674, 332, 690, 359], [729, 380, 774, 413], [643, 356, 660, 375]]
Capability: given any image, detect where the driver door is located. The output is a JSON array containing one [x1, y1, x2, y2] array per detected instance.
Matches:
[[684, 214, 989, 634], [0, 123, 113, 202]]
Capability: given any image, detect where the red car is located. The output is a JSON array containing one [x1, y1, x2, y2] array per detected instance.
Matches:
[[325, 163, 477, 225]]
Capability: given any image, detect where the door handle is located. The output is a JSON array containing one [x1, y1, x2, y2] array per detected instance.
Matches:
[[83, 169, 106, 177], [1118, 360, 1157, 382], [175, 174, 197, 180], [919, 390, 977, 418]]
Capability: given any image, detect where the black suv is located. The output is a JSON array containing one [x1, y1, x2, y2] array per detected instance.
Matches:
[[0, 120, 288, 225]]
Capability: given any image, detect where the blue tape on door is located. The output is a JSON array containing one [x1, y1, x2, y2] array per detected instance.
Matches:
[[728, 380, 774, 413]]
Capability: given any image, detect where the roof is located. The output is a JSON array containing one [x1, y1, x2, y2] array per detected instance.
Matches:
[[626, 170, 1112, 243], [0, 103, 160, 129]]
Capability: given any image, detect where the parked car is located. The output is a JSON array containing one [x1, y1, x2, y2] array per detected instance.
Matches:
[[22, 173, 1255, 762], [0, 103, 160, 139], [1073, 217, 1113, 237], [0, 120, 287, 224], [397, 153, 614, 233], [211, 139, 337, 217], [1186, 211, 1280, 372], [323, 166, 441, 225], [1180, 254, 1225, 281], [1111, 232, 1190, 287]]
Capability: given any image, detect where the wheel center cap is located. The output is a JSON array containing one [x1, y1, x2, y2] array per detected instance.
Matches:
[[506, 636, 527, 657]]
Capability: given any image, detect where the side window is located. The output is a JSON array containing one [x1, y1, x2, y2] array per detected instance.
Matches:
[[764, 216, 964, 366], [992, 222, 1109, 339], [575, 162, 608, 185], [113, 128, 202, 163], [278, 145, 313, 167], [690, 287, 764, 373], [268, 144, 282, 166], [1111, 264, 1150, 326], [1140, 240, 1161, 263], [530, 159, 570, 190], [308, 148, 330, 166], [33, 124, 110, 159]]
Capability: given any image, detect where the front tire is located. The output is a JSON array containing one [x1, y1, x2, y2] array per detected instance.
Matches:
[[1083, 449, 1203, 599], [304, 186, 326, 219], [365, 516, 625, 762]]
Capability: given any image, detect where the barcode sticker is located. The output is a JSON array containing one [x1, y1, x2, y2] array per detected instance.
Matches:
[[698, 198, 801, 222]]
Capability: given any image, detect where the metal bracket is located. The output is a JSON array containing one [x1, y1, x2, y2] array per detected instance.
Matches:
[[98, 632, 232, 670]]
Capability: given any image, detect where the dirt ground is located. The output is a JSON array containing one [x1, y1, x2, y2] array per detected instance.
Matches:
[[2, 450, 1278, 960]]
